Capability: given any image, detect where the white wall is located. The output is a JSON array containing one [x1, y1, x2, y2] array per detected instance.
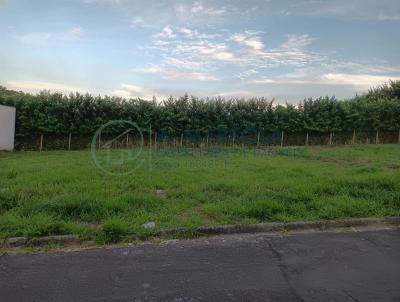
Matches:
[[0, 105, 16, 151]]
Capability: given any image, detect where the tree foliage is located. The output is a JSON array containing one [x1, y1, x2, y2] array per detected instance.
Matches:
[[0, 82, 399, 139]]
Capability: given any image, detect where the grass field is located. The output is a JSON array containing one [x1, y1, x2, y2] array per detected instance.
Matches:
[[0, 145, 399, 243]]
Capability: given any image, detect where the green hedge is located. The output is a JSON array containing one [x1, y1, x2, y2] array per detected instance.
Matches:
[[1, 81, 399, 141]]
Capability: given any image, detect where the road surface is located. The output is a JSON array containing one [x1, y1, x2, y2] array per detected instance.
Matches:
[[1, 228, 399, 301]]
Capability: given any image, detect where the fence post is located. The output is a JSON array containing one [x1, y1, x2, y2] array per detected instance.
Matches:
[[305, 132, 309, 146], [180, 132, 183, 148], [126, 133, 129, 148], [329, 132, 333, 145], [375, 129, 379, 144], [39, 134, 43, 152], [398, 129, 400, 144], [257, 130, 260, 147], [68, 133, 71, 150], [98, 133, 101, 149], [232, 131, 235, 146], [154, 131, 158, 149], [352, 129, 356, 145], [280, 130, 284, 147], [149, 125, 152, 149]]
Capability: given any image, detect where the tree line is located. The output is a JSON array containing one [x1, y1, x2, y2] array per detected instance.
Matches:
[[0, 81, 399, 147]]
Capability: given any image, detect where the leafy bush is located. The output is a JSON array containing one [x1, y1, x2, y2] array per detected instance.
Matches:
[[0, 81, 399, 145]]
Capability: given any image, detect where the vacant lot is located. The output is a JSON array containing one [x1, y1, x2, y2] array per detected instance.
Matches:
[[0, 145, 399, 243]]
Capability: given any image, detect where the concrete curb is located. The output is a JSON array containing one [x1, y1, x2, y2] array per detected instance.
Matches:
[[197, 216, 400, 235], [1, 235, 80, 249], [1, 217, 399, 249], [157, 216, 400, 236]]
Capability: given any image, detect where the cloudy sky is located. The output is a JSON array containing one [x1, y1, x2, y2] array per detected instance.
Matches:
[[1, 0, 400, 102]]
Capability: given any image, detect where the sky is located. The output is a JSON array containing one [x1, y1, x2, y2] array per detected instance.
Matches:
[[1, 0, 400, 103]]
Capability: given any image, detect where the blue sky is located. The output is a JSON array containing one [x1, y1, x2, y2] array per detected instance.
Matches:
[[1, 0, 400, 103]]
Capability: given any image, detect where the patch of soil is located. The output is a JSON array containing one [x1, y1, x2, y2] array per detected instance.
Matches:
[[155, 189, 167, 198]]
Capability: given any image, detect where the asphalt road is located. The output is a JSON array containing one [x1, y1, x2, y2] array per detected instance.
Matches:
[[1, 228, 399, 302]]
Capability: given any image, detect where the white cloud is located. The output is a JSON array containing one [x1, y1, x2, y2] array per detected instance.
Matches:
[[175, 27, 220, 40], [153, 26, 234, 63], [230, 33, 319, 72], [134, 21, 399, 94], [174, 1, 227, 19], [153, 25, 220, 42], [177, 27, 196, 38], [19, 27, 84, 43], [195, 44, 235, 61], [154, 25, 176, 39], [248, 64, 400, 90], [325, 61, 400, 75], [6, 80, 86, 94], [112, 84, 144, 97], [131, 58, 219, 81], [234, 69, 259, 80], [84, 0, 233, 28], [141, 26, 321, 83], [249, 79, 281, 84], [83, 0, 400, 25], [214, 90, 266, 98], [280, 0, 400, 21], [131, 66, 164, 74], [189, 1, 226, 16], [320, 73, 400, 88], [133, 25, 242, 81], [163, 57, 207, 70], [129, 17, 145, 28], [377, 12, 400, 21], [280, 34, 314, 50], [243, 37, 264, 51], [162, 71, 218, 81], [111, 84, 261, 101], [231, 31, 265, 50], [112, 83, 168, 100]]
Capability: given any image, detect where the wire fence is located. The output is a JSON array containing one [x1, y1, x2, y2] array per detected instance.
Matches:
[[13, 130, 400, 151]]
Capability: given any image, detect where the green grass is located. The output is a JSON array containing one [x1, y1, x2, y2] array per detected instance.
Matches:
[[0, 144, 399, 243]]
